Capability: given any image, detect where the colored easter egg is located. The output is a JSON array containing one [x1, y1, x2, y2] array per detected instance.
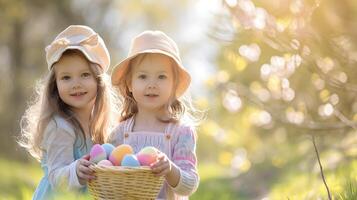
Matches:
[[137, 146, 159, 166], [109, 144, 133, 166], [137, 154, 157, 166], [101, 143, 115, 159], [121, 154, 140, 167], [139, 146, 159, 156], [89, 144, 106, 163], [97, 159, 113, 166]]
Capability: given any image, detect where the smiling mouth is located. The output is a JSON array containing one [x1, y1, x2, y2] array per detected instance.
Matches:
[[145, 94, 158, 97], [70, 92, 87, 96]]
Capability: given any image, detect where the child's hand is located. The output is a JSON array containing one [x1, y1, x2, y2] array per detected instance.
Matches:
[[150, 152, 172, 177], [150, 152, 180, 187], [76, 154, 96, 185]]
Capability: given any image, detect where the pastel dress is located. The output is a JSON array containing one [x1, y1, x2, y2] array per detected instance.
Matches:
[[32, 116, 93, 200], [108, 116, 199, 200]]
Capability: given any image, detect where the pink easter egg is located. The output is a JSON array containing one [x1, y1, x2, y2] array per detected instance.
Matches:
[[90, 144, 106, 163], [97, 159, 114, 166], [137, 154, 157, 166], [139, 146, 159, 156], [137, 146, 159, 166]]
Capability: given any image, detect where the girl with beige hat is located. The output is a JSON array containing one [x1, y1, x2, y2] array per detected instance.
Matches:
[[109, 30, 201, 199], [19, 25, 119, 199]]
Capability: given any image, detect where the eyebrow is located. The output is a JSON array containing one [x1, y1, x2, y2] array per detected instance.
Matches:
[[56, 71, 70, 76], [135, 70, 168, 74], [56, 69, 91, 76]]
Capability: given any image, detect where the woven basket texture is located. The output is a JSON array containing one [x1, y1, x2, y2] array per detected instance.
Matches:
[[88, 165, 164, 200]]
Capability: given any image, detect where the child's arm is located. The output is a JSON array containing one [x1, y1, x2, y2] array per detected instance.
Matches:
[[151, 125, 199, 196], [44, 122, 86, 190]]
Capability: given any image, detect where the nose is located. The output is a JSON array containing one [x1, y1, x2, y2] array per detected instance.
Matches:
[[72, 78, 82, 89], [147, 79, 157, 89]]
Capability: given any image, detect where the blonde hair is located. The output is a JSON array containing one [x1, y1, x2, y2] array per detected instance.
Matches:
[[19, 50, 120, 161], [115, 53, 204, 125]]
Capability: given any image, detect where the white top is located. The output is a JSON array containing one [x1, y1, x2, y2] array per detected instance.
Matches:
[[41, 116, 90, 190]]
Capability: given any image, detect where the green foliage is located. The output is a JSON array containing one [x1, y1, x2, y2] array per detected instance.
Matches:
[[0, 158, 40, 199], [269, 160, 357, 199], [191, 163, 243, 199], [337, 180, 357, 200]]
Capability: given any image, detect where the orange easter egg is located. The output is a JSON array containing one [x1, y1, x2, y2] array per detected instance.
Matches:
[[109, 144, 133, 166]]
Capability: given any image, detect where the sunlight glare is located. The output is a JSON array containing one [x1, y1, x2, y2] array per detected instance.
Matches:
[[239, 43, 261, 62], [223, 89, 242, 113]]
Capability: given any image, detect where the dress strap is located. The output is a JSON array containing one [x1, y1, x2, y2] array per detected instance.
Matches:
[[123, 116, 134, 144], [164, 122, 176, 159], [127, 116, 135, 132]]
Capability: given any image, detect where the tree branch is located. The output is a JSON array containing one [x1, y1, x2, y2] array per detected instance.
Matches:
[[312, 136, 332, 200]]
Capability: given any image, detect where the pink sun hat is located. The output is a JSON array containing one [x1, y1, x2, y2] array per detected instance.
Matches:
[[111, 30, 191, 97], [45, 25, 110, 72]]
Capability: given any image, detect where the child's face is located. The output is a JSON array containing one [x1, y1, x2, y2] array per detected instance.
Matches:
[[130, 54, 174, 112], [54, 54, 98, 113]]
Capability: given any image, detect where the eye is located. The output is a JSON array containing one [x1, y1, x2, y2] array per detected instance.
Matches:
[[158, 74, 167, 79], [138, 74, 147, 79], [61, 75, 71, 80], [81, 72, 92, 78]]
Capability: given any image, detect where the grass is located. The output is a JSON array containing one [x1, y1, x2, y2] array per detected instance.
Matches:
[[0, 158, 41, 200], [191, 163, 241, 200], [337, 180, 357, 200]]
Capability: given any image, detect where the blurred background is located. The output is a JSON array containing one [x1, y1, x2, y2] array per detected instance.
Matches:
[[1, 0, 357, 199]]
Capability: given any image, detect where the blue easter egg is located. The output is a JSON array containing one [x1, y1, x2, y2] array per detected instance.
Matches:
[[121, 154, 140, 167], [101, 143, 115, 159]]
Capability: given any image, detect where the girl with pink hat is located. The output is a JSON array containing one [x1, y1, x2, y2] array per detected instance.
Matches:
[[109, 30, 201, 199], [19, 25, 119, 199]]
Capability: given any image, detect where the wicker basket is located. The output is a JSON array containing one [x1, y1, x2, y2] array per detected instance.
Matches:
[[88, 165, 164, 200]]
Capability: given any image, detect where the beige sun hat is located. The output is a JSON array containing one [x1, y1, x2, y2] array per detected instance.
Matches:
[[111, 30, 191, 97], [45, 25, 110, 72]]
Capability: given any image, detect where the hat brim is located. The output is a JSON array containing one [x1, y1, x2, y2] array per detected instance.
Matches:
[[48, 46, 102, 70], [111, 49, 191, 97]]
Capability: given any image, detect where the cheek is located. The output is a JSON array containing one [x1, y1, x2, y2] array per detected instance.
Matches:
[[131, 80, 144, 92], [56, 81, 66, 96], [131, 88, 140, 99], [163, 80, 174, 94], [130, 83, 143, 100], [87, 79, 98, 94]]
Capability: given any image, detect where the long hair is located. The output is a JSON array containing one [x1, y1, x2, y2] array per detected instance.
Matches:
[[116, 53, 204, 126], [19, 50, 120, 161]]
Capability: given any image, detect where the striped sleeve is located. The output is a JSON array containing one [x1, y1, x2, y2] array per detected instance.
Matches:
[[170, 125, 199, 196]]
